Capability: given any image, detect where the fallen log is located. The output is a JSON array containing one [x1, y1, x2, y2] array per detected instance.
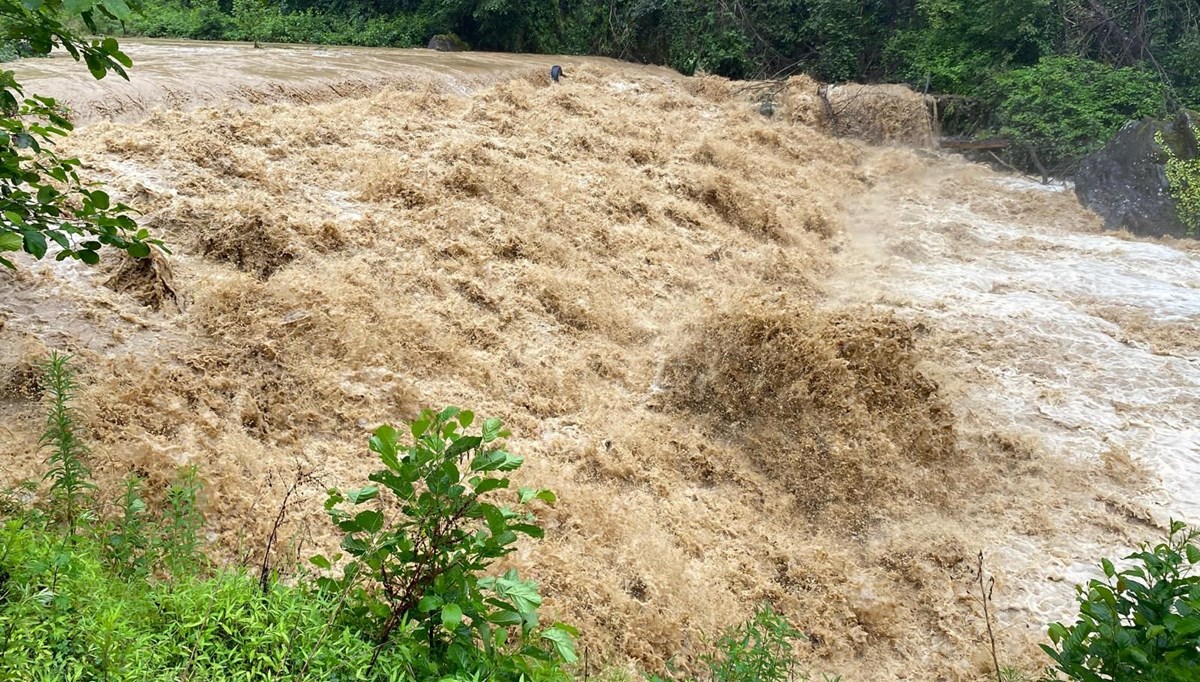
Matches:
[[939, 137, 1011, 150]]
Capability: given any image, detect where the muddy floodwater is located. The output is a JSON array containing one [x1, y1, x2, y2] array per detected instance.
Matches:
[[2, 38, 1198, 681], [9, 39, 647, 123]]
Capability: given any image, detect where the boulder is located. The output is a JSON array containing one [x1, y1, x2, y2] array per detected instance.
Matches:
[[427, 34, 470, 52], [1074, 110, 1199, 238]]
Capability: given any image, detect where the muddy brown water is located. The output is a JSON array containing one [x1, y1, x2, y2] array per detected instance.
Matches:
[[2, 39, 1199, 681], [9, 39, 658, 123]]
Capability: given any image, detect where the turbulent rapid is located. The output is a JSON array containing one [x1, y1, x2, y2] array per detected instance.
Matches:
[[1, 39, 1197, 681]]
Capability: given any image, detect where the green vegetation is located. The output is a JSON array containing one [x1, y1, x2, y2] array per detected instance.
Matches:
[[0, 0, 158, 268], [0, 355, 578, 680], [990, 57, 1168, 174], [1043, 520, 1200, 682], [1160, 127, 1200, 237], [318, 407, 576, 679]]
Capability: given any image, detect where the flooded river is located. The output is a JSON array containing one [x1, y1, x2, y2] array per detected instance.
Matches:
[[2, 38, 1198, 680], [9, 38, 647, 123]]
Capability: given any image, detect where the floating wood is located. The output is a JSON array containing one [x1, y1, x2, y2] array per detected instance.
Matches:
[[939, 137, 1011, 150]]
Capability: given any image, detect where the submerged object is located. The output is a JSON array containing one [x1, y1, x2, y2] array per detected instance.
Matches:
[[550, 65, 563, 83]]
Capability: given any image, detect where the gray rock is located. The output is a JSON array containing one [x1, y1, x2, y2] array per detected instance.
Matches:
[[427, 34, 469, 52], [1075, 111, 1199, 238]]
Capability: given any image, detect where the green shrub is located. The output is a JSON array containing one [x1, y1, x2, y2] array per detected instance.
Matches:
[[317, 407, 575, 679], [991, 56, 1167, 174], [39, 352, 94, 534], [1159, 127, 1200, 237], [1042, 520, 1200, 682], [0, 519, 412, 680]]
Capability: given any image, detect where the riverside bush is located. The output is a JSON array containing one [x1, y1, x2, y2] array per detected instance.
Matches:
[[0, 355, 575, 681], [316, 407, 576, 679], [1042, 520, 1200, 682], [990, 57, 1167, 174], [1159, 127, 1200, 237]]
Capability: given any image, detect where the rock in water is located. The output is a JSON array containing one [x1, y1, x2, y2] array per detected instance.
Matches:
[[427, 34, 469, 52], [1075, 111, 1199, 238]]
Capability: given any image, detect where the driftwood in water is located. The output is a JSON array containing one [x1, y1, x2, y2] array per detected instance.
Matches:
[[938, 137, 1011, 150]]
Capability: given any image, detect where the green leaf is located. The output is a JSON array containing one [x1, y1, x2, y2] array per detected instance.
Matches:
[[0, 232, 21, 252], [91, 190, 110, 210], [1186, 544, 1200, 565], [474, 477, 509, 495], [419, 595, 443, 613], [370, 424, 400, 470], [497, 452, 525, 472], [341, 535, 368, 556], [64, 0, 94, 13], [13, 132, 37, 151], [353, 510, 384, 533], [441, 603, 463, 631], [22, 231, 47, 259], [447, 436, 482, 458], [486, 609, 522, 626], [482, 418, 504, 442], [112, 49, 133, 69], [84, 52, 107, 80], [1102, 558, 1115, 578], [411, 416, 430, 439], [518, 488, 556, 504], [346, 486, 378, 504], [541, 625, 578, 663], [127, 242, 150, 258], [510, 523, 545, 539], [459, 410, 475, 428], [310, 555, 331, 570]]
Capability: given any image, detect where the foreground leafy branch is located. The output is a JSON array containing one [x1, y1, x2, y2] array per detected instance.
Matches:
[[1043, 520, 1200, 681], [0, 0, 159, 269]]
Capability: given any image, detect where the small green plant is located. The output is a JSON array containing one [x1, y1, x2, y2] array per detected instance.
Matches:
[[648, 605, 832, 682], [103, 474, 151, 579], [158, 465, 204, 576], [1042, 520, 1200, 681], [1158, 128, 1200, 237], [232, 0, 271, 47], [39, 352, 94, 534], [702, 604, 807, 682], [315, 407, 575, 679]]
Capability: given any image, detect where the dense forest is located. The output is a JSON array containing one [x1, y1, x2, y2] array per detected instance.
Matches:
[[47, 0, 1189, 173]]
